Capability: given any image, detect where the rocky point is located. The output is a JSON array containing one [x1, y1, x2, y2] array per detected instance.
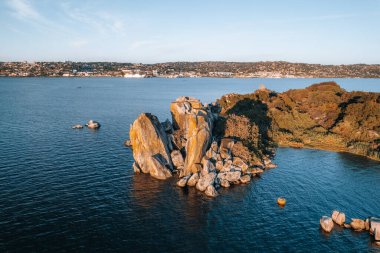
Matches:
[[127, 82, 380, 197]]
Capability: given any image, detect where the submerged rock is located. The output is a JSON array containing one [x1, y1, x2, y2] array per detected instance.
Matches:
[[320, 216, 334, 233], [343, 223, 351, 229], [72, 124, 83, 129]]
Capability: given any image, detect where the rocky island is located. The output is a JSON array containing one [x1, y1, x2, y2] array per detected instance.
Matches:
[[127, 82, 380, 197]]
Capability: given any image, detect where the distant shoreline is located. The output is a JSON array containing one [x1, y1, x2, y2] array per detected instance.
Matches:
[[0, 76, 371, 79], [2, 61, 380, 78]]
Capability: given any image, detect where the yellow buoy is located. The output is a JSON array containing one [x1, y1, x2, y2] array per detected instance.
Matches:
[[277, 197, 286, 206]]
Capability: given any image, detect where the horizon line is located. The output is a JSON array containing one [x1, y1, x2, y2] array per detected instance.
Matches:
[[1, 60, 379, 66]]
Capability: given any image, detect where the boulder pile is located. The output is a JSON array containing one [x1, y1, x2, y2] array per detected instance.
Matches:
[[127, 96, 275, 197], [320, 210, 380, 245]]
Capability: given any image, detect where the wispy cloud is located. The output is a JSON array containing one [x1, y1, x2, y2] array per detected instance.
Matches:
[[7, 0, 40, 20], [6, 0, 71, 35], [61, 2, 127, 36]]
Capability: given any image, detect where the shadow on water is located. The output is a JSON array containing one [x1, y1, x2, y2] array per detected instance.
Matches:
[[338, 151, 380, 171]]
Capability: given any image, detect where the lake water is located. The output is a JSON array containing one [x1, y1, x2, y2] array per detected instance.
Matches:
[[0, 77, 379, 252]]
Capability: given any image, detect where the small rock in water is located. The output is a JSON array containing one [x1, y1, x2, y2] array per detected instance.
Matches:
[[187, 173, 199, 186], [332, 210, 346, 226], [220, 179, 230, 188], [196, 172, 216, 192], [86, 120, 101, 129], [365, 218, 370, 231], [350, 218, 366, 231], [240, 174, 251, 184], [132, 162, 141, 173], [72, 124, 83, 129], [177, 175, 190, 187], [266, 163, 277, 169], [343, 223, 351, 229], [375, 228, 380, 245], [124, 139, 132, 147], [320, 216, 334, 233], [369, 217, 380, 235], [205, 185, 218, 197]]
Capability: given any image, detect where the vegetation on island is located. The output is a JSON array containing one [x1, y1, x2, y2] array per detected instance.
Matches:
[[218, 82, 380, 161]]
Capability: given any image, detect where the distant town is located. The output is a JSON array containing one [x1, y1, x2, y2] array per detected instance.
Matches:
[[1, 61, 380, 78]]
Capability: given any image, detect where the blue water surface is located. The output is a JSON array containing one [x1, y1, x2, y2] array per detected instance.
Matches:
[[0, 77, 379, 252]]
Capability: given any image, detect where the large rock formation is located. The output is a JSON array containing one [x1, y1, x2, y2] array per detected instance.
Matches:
[[127, 82, 379, 198], [128, 96, 263, 197], [218, 82, 380, 161], [129, 113, 173, 180], [170, 97, 215, 176]]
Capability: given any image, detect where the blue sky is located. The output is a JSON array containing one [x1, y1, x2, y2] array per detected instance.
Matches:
[[1, 0, 380, 64]]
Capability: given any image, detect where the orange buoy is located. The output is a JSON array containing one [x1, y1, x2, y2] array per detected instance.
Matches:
[[277, 197, 286, 206]]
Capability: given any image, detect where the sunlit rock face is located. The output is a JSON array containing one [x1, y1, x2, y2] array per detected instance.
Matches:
[[170, 97, 215, 176], [320, 216, 334, 233], [128, 95, 274, 197], [129, 113, 173, 180], [127, 81, 380, 197]]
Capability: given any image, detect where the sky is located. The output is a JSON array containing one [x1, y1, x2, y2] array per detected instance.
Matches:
[[1, 0, 380, 64]]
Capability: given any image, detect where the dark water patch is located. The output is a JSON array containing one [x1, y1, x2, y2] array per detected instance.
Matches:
[[0, 78, 379, 252]]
